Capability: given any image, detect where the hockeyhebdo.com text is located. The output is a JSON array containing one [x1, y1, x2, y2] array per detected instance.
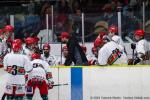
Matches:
[[90, 96, 150, 100]]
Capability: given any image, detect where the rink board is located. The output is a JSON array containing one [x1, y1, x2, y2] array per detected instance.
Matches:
[[1, 65, 150, 100]]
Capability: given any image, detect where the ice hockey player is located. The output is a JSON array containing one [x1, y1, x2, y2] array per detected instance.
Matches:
[[41, 43, 57, 66], [23, 37, 36, 59], [0, 29, 8, 68], [81, 45, 97, 65], [56, 45, 68, 65], [3, 25, 14, 52], [128, 29, 150, 64], [97, 38, 128, 65], [56, 45, 74, 65], [3, 39, 32, 100], [26, 53, 54, 100], [108, 25, 124, 51]]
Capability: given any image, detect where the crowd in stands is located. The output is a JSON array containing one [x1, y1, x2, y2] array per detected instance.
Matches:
[[0, 0, 149, 42]]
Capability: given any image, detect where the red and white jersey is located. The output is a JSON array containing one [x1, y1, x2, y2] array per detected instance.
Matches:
[[28, 59, 50, 80], [41, 54, 57, 66], [3, 53, 32, 85], [111, 35, 124, 51], [98, 41, 127, 65]]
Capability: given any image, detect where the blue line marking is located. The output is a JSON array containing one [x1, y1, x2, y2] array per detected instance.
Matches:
[[71, 67, 83, 100]]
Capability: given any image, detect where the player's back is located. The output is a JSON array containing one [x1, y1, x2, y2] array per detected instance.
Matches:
[[98, 41, 127, 65], [112, 35, 124, 51], [3, 53, 31, 85], [29, 59, 49, 80]]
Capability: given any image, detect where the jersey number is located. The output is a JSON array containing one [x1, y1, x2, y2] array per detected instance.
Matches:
[[12, 65, 17, 75], [33, 63, 43, 68]]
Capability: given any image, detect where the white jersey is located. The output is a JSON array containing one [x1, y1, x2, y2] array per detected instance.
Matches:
[[29, 59, 50, 80], [136, 39, 149, 55], [41, 54, 57, 66], [0, 38, 8, 66], [22, 45, 34, 59], [136, 39, 150, 64], [111, 35, 124, 51], [98, 41, 128, 65], [3, 53, 32, 85], [0, 38, 7, 55]]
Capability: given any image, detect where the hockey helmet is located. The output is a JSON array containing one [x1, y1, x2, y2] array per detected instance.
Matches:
[[34, 36, 39, 43], [98, 31, 107, 39], [94, 38, 104, 47], [12, 42, 22, 52], [25, 37, 35, 45], [108, 25, 118, 33], [4, 25, 14, 32], [31, 53, 41, 59], [13, 39, 22, 45], [134, 29, 145, 37], [43, 43, 50, 50]]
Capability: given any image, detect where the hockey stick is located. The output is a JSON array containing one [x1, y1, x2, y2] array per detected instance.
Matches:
[[125, 36, 136, 65], [40, 37, 43, 50], [125, 36, 134, 43], [39, 37, 43, 54], [53, 83, 68, 87]]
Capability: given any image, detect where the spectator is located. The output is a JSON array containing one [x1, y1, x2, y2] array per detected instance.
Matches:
[[40, 3, 52, 30], [57, 0, 72, 14]]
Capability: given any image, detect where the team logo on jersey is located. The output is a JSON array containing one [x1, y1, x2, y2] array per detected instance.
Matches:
[[107, 48, 122, 65]]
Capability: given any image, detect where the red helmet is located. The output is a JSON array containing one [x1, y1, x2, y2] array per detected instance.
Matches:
[[98, 32, 107, 39], [25, 37, 35, 45], [81, 45, 87, 53], [108, 25, 118, 33], [43, 43, 50, 50], [4, 25, 14, 32], [13, 39, 22, 45], [31, 53, 41, 59], [59, 32, 70, 39], [62, 45, 67, 51], [94, 38, 104, 47], [92, 46, 97, 53], [34, 36, 39, 43], [134, 29, 145, 37], [12, 42, 22, 52]]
